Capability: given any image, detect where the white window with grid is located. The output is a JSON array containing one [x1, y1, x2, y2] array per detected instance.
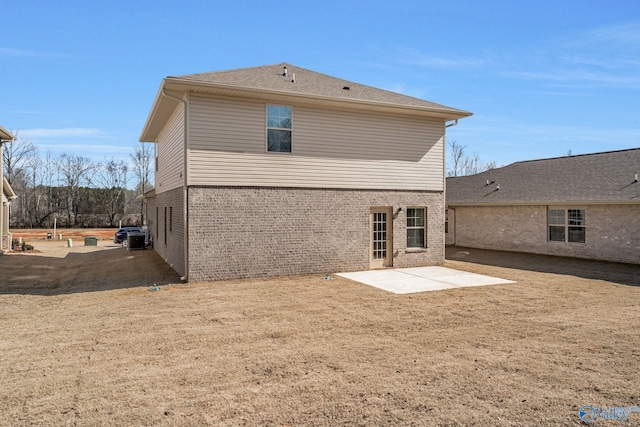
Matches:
[[548, 207, 586, 243]]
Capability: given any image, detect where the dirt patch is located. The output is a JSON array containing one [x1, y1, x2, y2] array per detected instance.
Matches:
[[0, 243, 638, 425], [11, 228, 119, 242]]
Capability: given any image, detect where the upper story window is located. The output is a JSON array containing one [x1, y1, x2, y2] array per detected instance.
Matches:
[[548, 207, 586, 243], [407, 207, 427, 248], [267, 105, 292, 153]]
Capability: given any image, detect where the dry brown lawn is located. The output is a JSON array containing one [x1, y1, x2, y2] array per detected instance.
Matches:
[[1, 232, 639, 426]]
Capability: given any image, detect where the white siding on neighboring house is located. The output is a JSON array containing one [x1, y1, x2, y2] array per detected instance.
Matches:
[[156, 103, 185, 193], [188, 94, 445, 191]]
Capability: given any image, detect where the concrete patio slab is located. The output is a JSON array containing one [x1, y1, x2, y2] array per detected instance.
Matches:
[[336, 266, 515, 294]]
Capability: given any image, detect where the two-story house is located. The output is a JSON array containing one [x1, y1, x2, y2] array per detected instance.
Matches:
[[139, 63, 471, 281]]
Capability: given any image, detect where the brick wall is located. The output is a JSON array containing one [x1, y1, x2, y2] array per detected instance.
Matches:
[[451, 204, 640, 264], [150, 187, 186, 278], [187, 187, 445, 282]]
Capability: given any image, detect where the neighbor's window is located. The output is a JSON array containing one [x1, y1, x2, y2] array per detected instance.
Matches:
[[267, 105, 292, 153], [445, 209, 449, 234], [407, 207, 426, 248], [548, 208, 585, 243]]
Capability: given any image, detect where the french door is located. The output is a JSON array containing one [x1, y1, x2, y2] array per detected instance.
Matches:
[[370, 207, 393, 268]]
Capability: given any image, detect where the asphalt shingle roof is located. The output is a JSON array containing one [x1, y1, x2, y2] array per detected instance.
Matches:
[[170, 62, 470, 115], [447, 148, 640, 205]]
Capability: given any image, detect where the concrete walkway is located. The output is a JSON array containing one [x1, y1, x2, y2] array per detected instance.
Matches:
[[337, 266, 515, 294]]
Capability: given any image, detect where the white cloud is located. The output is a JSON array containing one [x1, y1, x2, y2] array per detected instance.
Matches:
[[502, 68, 640, 87], [397, 48, 489, 70], [501, 21, 640, 89], [20, 128, 105, 139], [590, 21, 640, 47]]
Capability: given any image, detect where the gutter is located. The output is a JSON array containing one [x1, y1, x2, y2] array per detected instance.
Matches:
[[447, 200, 640, 207], [163, 78, 474, 121]]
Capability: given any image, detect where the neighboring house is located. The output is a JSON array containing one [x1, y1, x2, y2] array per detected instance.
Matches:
[[0, 126, 17, 253], [446, 148, 640, 264], [2, 177, 17, 252], [139, 63, 471, 281]]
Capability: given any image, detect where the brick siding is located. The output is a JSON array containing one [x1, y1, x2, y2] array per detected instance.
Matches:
[[148, 187, 186, 278], [187, 187, 445, 282], [450, 204, 640, 264]]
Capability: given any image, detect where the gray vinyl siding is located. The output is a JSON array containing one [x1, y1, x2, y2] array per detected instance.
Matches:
[[156, 103, 185, 193], [189, 95, 264, 153], [188, 94, 444, 191]]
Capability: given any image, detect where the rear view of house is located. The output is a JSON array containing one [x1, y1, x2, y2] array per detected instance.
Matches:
[[446, 149, 640, 264], [140, 63, 471, 281]]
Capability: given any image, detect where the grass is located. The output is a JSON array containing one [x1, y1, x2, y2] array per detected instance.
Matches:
[[0, 240, 638, 426]]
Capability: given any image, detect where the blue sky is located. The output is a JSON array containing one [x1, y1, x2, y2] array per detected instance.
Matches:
[[2, 0, 640, 171]]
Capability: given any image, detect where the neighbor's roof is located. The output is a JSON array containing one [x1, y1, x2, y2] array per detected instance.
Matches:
[[0, 125, 15, 141], [447, 148, 640, 205], [140, 62, 471, 141]]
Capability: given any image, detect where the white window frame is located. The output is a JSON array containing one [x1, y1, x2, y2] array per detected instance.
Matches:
[[445, 209, 449, 234], [406, 207, 427, 248], [266, 104, 292, 153], [548, 206, 586, 244]]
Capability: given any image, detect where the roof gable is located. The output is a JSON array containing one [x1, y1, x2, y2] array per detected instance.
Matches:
[[172, 63, 468, 112], [447, 148, 640, 205], [140, 63, 471, 142]]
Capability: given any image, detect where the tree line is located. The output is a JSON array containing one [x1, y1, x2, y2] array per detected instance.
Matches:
[[3, 134, 154, 229], [446, 140, 498, 177]]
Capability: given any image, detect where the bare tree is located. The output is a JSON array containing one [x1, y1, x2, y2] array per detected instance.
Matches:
[[447, 140, 467, 177], [483, 160, 498, 170], [22, 151, 63, 228], [1, 138, 158, 228], [2, 133, 39, 226], [447, 140, 499, 177], [130, 143, 154, 224], [55, 154, 94, 226], [2, 132, 38, 186], [463, 151, 481, 176], [95, 158, 128, 226]]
